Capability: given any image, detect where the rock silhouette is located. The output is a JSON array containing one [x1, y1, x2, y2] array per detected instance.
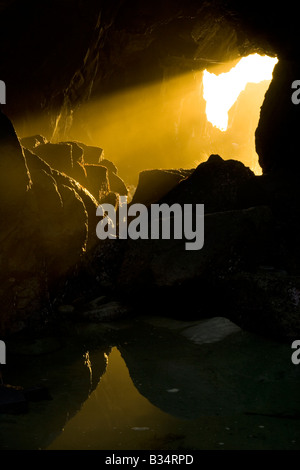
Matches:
[[0, 113, 100, 336]]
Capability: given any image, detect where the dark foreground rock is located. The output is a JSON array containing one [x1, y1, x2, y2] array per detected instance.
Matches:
[[256, 60, 300, 174], [100, 159, 128, 196], [118, 206, 274, 292], [220, 270, 300, 339], [131, 168, 193, 206], [116, 204, 299, 338], [83, 163, 110, 201], [160, 154, 256, 212], [33, 142, 74, 176], [110, 154, 300, 340], [105, 155, 299, 339], [0, 112, 102, 337]]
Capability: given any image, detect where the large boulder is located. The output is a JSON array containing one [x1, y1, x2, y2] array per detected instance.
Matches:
[[114, 155, 300, 339], [160, 154, 256, 212], [22, 139, 126, 200], [51, 169, 99, 252], [100, 159, 128, 196], [220, 269, 300, 339], [83, 164, 110, 201], [29, 168, 88, 282], [0, 113, 100, 336], [75, 142, 104, 164], [34, 142, 73, 176], [0, 200, 45, 336], [117, 205, 273, 300], [23, 149, 99, 252], [33, 142, 74, 175], [116, 203, 300, 339], [29, 141, 87, 187], [131, 168, 193, 206]]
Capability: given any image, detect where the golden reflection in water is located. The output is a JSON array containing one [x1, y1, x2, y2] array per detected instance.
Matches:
[[47, 347, 184, 450]]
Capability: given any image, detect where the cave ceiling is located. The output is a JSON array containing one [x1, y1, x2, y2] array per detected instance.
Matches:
[[0, 0, 289, 135]]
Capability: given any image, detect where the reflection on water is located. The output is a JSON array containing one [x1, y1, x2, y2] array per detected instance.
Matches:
[[48, 347, 184, 450], [0, 316, 299, 450]]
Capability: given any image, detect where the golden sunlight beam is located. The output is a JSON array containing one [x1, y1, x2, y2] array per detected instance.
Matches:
[[202, 54, 278, 131]]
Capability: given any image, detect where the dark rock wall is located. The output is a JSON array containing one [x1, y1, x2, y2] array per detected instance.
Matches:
[[256, 60, 300, 173]]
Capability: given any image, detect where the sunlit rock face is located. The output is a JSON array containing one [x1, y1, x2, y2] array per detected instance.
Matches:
[[0, 112, 99, 336], [21, 138, 128, 202]]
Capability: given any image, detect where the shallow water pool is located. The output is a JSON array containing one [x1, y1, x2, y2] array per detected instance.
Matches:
[[0, 316, 299, 450]]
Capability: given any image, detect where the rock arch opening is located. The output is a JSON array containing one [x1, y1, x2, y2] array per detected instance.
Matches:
[[201, 54, 278, 175], [203, 54, 278, 132]]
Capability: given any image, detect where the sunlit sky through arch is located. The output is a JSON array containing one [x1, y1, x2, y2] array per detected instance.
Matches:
[[203, 53, 278, 131]]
